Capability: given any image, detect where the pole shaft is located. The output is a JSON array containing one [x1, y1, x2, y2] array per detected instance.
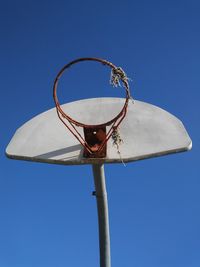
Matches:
[[92, 164, 111, 267]]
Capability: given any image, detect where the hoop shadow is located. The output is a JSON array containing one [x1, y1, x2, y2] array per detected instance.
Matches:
[[36, 144, 83, 160]]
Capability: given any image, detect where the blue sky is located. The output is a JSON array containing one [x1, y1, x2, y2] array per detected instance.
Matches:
[[0, 0, 199, 267]]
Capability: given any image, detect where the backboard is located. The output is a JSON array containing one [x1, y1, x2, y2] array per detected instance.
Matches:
[[6, 97, 192, 165]]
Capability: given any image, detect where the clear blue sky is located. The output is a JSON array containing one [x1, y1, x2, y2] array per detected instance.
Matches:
[[0, 1, 199, 267]]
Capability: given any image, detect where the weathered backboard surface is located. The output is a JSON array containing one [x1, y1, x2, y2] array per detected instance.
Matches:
[[6, 98, 192, 165]]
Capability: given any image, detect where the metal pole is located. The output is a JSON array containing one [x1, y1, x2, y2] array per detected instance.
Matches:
[[92, 163, 111, 267]]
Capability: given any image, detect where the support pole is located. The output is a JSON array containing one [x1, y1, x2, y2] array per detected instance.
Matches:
[[92, 164, 111, 267]]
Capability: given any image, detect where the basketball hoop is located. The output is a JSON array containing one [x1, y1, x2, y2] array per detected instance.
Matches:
[[53, 57, 132, 158], [6, 55, 192, 267]]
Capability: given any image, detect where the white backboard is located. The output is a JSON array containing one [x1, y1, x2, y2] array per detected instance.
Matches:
[[6, 98, 192, 165]]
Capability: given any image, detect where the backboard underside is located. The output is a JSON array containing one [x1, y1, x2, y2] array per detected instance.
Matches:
[[6, 98, 192, 165]]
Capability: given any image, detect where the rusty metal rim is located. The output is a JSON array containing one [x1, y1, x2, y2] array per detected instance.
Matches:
[[53, 57, 130, 128]]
